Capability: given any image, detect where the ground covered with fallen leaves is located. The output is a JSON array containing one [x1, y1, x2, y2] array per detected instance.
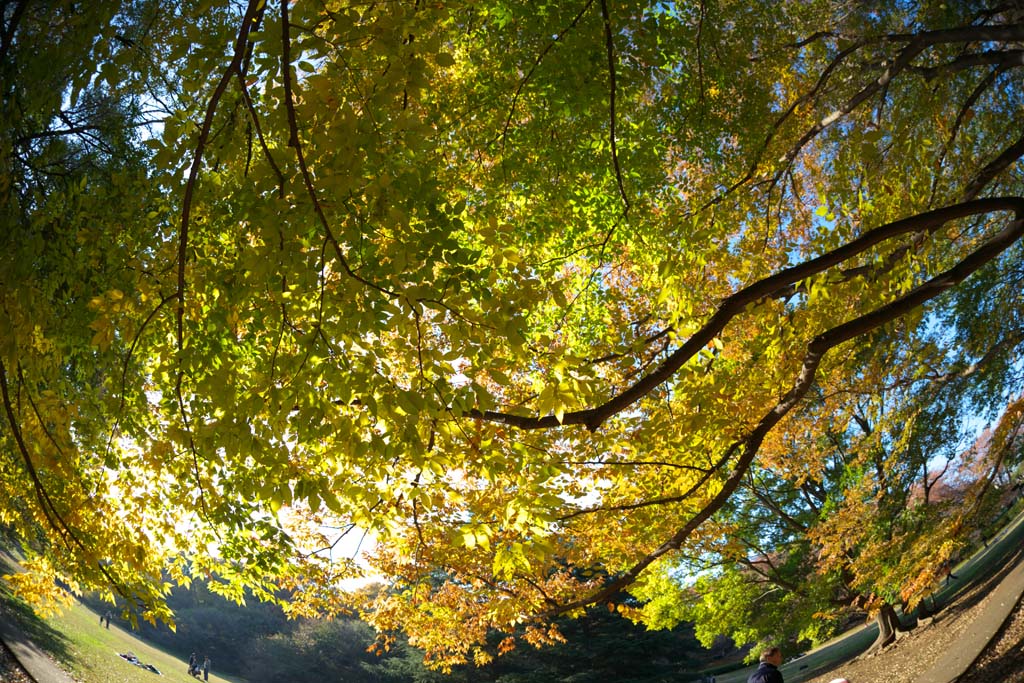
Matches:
[[802, 552, 1024, 683], [0, 640, 34, 683]]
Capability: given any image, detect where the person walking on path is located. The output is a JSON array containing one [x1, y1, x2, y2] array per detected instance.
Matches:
[[748, 646, 784, 683], [202, 655, 211, 681]]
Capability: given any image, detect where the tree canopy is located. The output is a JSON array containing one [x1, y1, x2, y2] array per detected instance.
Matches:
[[2, 0, 1023, 670]]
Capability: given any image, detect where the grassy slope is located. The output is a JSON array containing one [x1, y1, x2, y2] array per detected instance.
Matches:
[[44, 601, 247, 683], [0, 551, 244, 683]]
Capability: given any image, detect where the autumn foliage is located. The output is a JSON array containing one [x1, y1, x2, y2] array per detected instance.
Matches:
[[1, 0, 1023, 666]]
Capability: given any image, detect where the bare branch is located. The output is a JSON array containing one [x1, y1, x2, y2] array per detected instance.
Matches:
[[0, 0, 28, 68], [908, 48, 1024, 80], [599, 0, 629, 214]]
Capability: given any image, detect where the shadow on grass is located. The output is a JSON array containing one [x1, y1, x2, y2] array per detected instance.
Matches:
[[0, 550, 75, 665]]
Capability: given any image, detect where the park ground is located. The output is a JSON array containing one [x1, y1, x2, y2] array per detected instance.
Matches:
[[4, 508, 1024, 683], [712, 502, 1024, 683], [0, 549, 241, 683]]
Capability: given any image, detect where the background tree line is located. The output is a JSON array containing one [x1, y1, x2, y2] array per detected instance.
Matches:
[[81, 578, 711, 683]]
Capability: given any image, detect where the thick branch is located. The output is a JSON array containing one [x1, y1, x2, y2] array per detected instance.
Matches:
[[963, 130, 1024, 201], [472, 198, 1024, 431], [908, 48, 1024, 80], [545, 200, 1024, 615], [0, 0, 28, 69]]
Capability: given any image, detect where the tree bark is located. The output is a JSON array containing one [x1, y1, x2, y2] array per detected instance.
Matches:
[[871, 603, 910, 652]]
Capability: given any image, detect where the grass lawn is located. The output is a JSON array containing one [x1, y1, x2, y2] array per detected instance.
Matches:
[[0, 550, 245, 683], [31, 600, 245, 683]]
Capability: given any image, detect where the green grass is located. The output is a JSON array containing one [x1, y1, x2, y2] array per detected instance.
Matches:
[[0, 551, 245, 683], [34, 600, 245, 683]]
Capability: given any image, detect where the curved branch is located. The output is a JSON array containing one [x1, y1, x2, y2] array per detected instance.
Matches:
[[498, 0, 596, 151], [235, 71, 285, 197], [558, 445, 735, 522], [931, 65, 1002, 203], [471, 198, 1024, 431], [0, 0, 28, 69], [738, 23, 1024, 205], [546, 200, 1024, 614], [744, 473, 809, 534], [177, 0, 263, 349], [280, 0, 394, 298], [106, 292, 179, 457], [963, 130, 1024, 201], [703, 37, 869, 211], [908, 48, 1024, 80], [0, 359, 130, 600], [773, 38, 928, 180], [172, 1, 264, 527]]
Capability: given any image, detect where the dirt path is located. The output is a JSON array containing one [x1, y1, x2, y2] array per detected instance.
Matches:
[[798, 521, 1024, 683], [0, 639, 34, 683]]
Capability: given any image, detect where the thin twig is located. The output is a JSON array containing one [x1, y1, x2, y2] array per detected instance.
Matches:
[[280, 0, 394, 298], [599, 0, 629, 214], [498, 0, 596, 152]]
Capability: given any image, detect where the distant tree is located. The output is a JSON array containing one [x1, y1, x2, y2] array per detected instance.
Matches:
[[632, 351, 1024, 655], [243, 618, 383, 683]]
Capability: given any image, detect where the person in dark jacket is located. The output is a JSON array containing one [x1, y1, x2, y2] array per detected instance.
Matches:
[[747, 646, 784, 683]]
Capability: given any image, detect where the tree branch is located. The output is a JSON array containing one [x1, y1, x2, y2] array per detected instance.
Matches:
[[599, 0, 629, 214], [963, 129, 1024, 201], [280, 0, 394, 298], [471, 198, 1024, 431], [498, 0, 596, 151], [177, 0, 263, 349], [908, 48, 1024, 80], [544, 198, 1024, 615], [0, 359, 130, 600]]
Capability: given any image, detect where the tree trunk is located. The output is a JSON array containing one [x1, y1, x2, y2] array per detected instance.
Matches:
[[870, 603, 909, 653], [915, 595, 937, 621]]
